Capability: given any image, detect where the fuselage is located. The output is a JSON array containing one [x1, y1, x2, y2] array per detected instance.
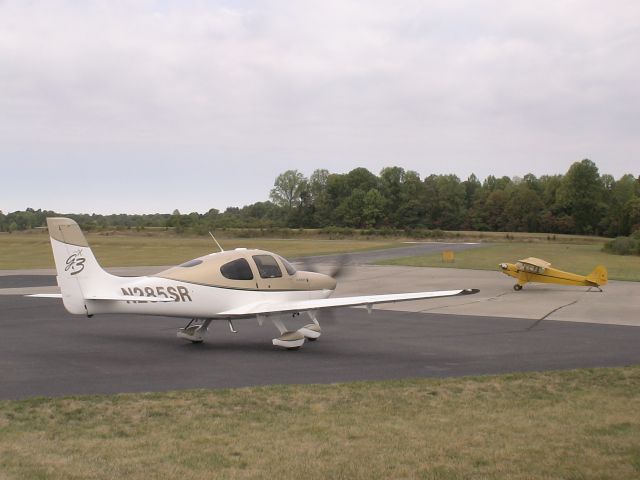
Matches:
[[499, 262, 597, 287], [78, 248, 336, 318]]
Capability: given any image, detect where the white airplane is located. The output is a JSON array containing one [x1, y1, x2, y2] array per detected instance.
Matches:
[[29, 218, 479, 349]]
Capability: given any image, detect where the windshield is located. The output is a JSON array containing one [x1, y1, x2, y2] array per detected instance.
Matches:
[[279, 256, 297, 275]]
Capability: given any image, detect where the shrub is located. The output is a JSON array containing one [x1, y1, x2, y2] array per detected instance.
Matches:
[[603, 236, 640, 255]]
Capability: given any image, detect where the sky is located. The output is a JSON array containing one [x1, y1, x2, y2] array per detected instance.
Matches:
[[1, 0, 639, 214]]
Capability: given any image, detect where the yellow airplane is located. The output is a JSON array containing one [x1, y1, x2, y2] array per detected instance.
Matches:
[[499, 257, 608, 291]]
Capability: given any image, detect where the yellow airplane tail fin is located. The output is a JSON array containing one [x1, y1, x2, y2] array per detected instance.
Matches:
[[586, 265, 608, 286]]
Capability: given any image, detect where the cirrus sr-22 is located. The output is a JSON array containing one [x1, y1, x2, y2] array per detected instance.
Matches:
[[29, 218, 479, 350]]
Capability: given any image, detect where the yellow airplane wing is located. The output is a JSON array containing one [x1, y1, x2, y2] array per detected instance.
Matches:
[[518, 257, 551, 269]]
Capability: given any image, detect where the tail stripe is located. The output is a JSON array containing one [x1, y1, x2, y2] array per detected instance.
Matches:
[[48, 218, 89, 247]]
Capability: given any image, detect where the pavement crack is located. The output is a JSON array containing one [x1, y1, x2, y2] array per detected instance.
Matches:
[[491, 291, 511, 299], [418, 290, 511, 313], [527, 300, 579, 331], [418, 298, 485, 313]]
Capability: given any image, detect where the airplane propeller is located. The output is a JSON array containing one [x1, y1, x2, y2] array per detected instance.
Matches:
[[300, 253, 350, 280], [299, 253, 351, 325]]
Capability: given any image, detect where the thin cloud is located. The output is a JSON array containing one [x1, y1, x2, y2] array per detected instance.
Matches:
[[1, 0, 638, 213]]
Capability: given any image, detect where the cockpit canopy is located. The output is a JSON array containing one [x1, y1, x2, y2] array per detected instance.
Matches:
[[516, 257, 550, 275], [516, 262, 545, 274], [155, 249, 302, 290]]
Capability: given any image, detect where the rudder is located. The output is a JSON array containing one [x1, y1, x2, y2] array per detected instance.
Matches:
[[47, 217, 113, 314], [586, 265, 608, 286]]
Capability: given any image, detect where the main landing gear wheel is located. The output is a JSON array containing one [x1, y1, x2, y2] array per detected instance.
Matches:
[[272, 331, 306, 350], [177, 319, 212, 343], [513, 284, 523, 291], [298, 323, 322, 341]]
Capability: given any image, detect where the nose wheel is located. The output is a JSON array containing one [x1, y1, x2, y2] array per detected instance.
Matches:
[[513, 284, 523, 291]]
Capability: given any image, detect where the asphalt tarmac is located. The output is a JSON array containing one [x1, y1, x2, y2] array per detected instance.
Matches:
[[2, 294, 640, 400], [0, 275, 56, 288], [2, 241, 639, 400]]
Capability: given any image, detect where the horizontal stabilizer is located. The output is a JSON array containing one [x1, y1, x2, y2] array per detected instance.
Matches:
[[26, 293, 174, 302], [85, 294, 174, 302]]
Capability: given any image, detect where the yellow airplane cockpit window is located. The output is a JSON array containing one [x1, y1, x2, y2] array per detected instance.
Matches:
[[520, 264, 543, 274]]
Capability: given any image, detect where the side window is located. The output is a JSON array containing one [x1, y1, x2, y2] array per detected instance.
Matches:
[[279, 256, 297, 276], [220, 258, 254, 280], [253, 255, 282, 279]]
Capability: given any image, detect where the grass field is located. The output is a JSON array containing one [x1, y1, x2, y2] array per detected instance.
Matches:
[[380, 242, 640, 282], [0, 233, 400, 270], [1, 366, 639, 479], [444, 230, 606, 244], [2, 231, 637, 283]]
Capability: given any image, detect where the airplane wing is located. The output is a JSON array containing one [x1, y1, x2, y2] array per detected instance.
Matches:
[[519, 257, 551, 269], [218, 288, 479, 317]]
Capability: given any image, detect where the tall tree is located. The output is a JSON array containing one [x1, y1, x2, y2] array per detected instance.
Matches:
[[308, 169, 330, 226], [607, 174, 637, 235], [463, 174, 482, 209], [432, 175, 466, 229], [362, 189, 386, 227], [482, 190, 509, 231], [269, 170, 307, 209], [397, 170, 426, 228], [505, 185, 544, 232], [335, 189, 367, 227], [379, 166, 405, 227], [557, 159, 605, 234]]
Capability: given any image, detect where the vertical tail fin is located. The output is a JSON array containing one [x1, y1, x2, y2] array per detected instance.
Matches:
[[47, 217, 113, 314], [586, 265, 608, 286]]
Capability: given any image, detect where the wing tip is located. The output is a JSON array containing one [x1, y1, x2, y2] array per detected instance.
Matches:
[[458, 288, 480, 296]]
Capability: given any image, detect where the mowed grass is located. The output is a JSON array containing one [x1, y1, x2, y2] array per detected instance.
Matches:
[[0, 233, 400, 270], [380, 242, 640, 282], [1, 367, 640, 479], [446, 230, 606, 244]]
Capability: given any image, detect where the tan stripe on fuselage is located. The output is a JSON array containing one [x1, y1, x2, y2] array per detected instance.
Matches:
[[155, 249, 333, 292]]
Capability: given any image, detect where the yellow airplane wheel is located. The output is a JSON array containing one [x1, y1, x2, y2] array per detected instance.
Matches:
[[513, 284, 523, 291]]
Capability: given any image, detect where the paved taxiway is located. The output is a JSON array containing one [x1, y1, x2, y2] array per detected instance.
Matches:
[[1, 242, 639, 399], [2, 295, 640, 400]]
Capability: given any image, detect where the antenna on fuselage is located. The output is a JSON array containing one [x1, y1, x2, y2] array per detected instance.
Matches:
[[208, 232, 224, 252]]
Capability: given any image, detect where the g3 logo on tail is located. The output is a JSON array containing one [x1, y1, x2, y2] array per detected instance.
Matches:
[[65, 250, 86, 275]]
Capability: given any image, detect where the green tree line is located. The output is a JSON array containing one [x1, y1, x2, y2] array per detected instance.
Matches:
[[269, 159, 640, 236], [2, 159, 639, 237]]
